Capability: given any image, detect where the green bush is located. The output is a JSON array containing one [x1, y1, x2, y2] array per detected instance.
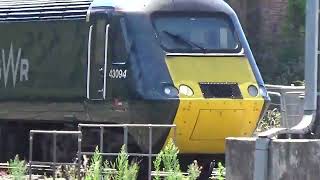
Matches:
[[11, 140, 202, 180], [209, 162, 225, 180], [8, 155, 27, 180], [215, 162, 225, 180], [153, 139, 201, 180], [84, 141, 200, 180], [111, 146, 139, 180], [187, 161, 201, 180], [84, 147, 102, 180], [268, 0, 306, 85], [84, 146, 139, 180], [256, 108, 281, 132]]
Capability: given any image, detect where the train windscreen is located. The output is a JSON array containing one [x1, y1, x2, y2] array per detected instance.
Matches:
[[152, 13, 241, 53]]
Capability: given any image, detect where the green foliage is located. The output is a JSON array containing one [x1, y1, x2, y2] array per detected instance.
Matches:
[[57, 165, 77, 180], [26, 142, 203, 180], [161, 139, 181, 174], [292, 80, 304, 86], [8, 155, 27, 180], [210, 162, 225, 180], [84, 146, 139, 180], [103, 160, 113, 180], [153, 139, 201, 180], [286, 0, 306, 29], [84, 147, 102, 180], [153, 139, 184, 180], [272, 0, 306, 85], [153, 151, 163, 180], [256, 108, 281, 132], [111, 145, 139, 180], [239, 0, 307, 85], [187, 161, 201, 180], [216, 162, 226, 180]]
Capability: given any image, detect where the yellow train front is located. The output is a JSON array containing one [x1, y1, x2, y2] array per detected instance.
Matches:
[[87, 0, 269, 156]]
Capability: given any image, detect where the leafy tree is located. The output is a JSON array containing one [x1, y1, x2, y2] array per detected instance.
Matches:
[[273, 0, 306, 85]]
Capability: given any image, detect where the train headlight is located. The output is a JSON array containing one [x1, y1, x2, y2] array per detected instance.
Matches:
[[179, 85, 194, 96], [163, 85, 179, 97], [248, 85, 259, 97]]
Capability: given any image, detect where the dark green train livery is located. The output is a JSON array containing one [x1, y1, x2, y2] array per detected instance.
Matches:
[[0, 0, 269, 168], [0, 21, 86, 99]]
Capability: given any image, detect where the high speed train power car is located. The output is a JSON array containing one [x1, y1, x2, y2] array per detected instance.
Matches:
[[0, 0, 269, 168]]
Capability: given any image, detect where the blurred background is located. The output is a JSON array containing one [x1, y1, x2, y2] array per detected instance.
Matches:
[[227, 0, 305, 86]]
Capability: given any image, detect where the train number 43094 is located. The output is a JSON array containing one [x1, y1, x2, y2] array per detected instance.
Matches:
[[109, 69, 127, 79]]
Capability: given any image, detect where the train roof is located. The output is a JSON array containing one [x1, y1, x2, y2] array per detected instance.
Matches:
[[0, 0, 92, 21], [0, 0, 234, 22], [90, 0, 234, 15]]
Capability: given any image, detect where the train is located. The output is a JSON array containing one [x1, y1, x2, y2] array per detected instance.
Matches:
[[0, 0, 269, 170]]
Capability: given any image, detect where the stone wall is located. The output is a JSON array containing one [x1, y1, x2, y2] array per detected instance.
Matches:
[[226, 138, 320, 180]]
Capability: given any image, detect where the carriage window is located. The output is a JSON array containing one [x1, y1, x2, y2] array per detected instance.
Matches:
[[109, 17, 128, 63], [152, 13, 241, 53]]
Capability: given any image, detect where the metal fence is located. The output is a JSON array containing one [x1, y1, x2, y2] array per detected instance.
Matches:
[[28, 124, 176, 180], [28, 130, 81, 180], [78, 124, 176, 180], [266, 85, 305, 128]]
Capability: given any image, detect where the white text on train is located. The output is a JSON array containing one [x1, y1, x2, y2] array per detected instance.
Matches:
[[0, 43, 29, 88]]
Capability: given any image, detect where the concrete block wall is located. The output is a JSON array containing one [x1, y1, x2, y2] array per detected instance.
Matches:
[[226, 137, 320, 180]]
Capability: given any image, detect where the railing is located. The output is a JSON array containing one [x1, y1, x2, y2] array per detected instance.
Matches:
[[78, 124, 176, 180], [28, 130, 82, 180], [266, 85, 305, 128], [27, 124, 177, 180]]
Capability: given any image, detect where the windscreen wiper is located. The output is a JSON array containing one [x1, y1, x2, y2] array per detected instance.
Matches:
[[162, 30, 207, 52]]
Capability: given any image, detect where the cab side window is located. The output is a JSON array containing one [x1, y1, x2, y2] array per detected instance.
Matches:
[[109, 17, 128, 63]]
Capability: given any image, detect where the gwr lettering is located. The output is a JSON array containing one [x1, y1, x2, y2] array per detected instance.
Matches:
[[20, 58, 29, 81], [0, 43, 29, 88]]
